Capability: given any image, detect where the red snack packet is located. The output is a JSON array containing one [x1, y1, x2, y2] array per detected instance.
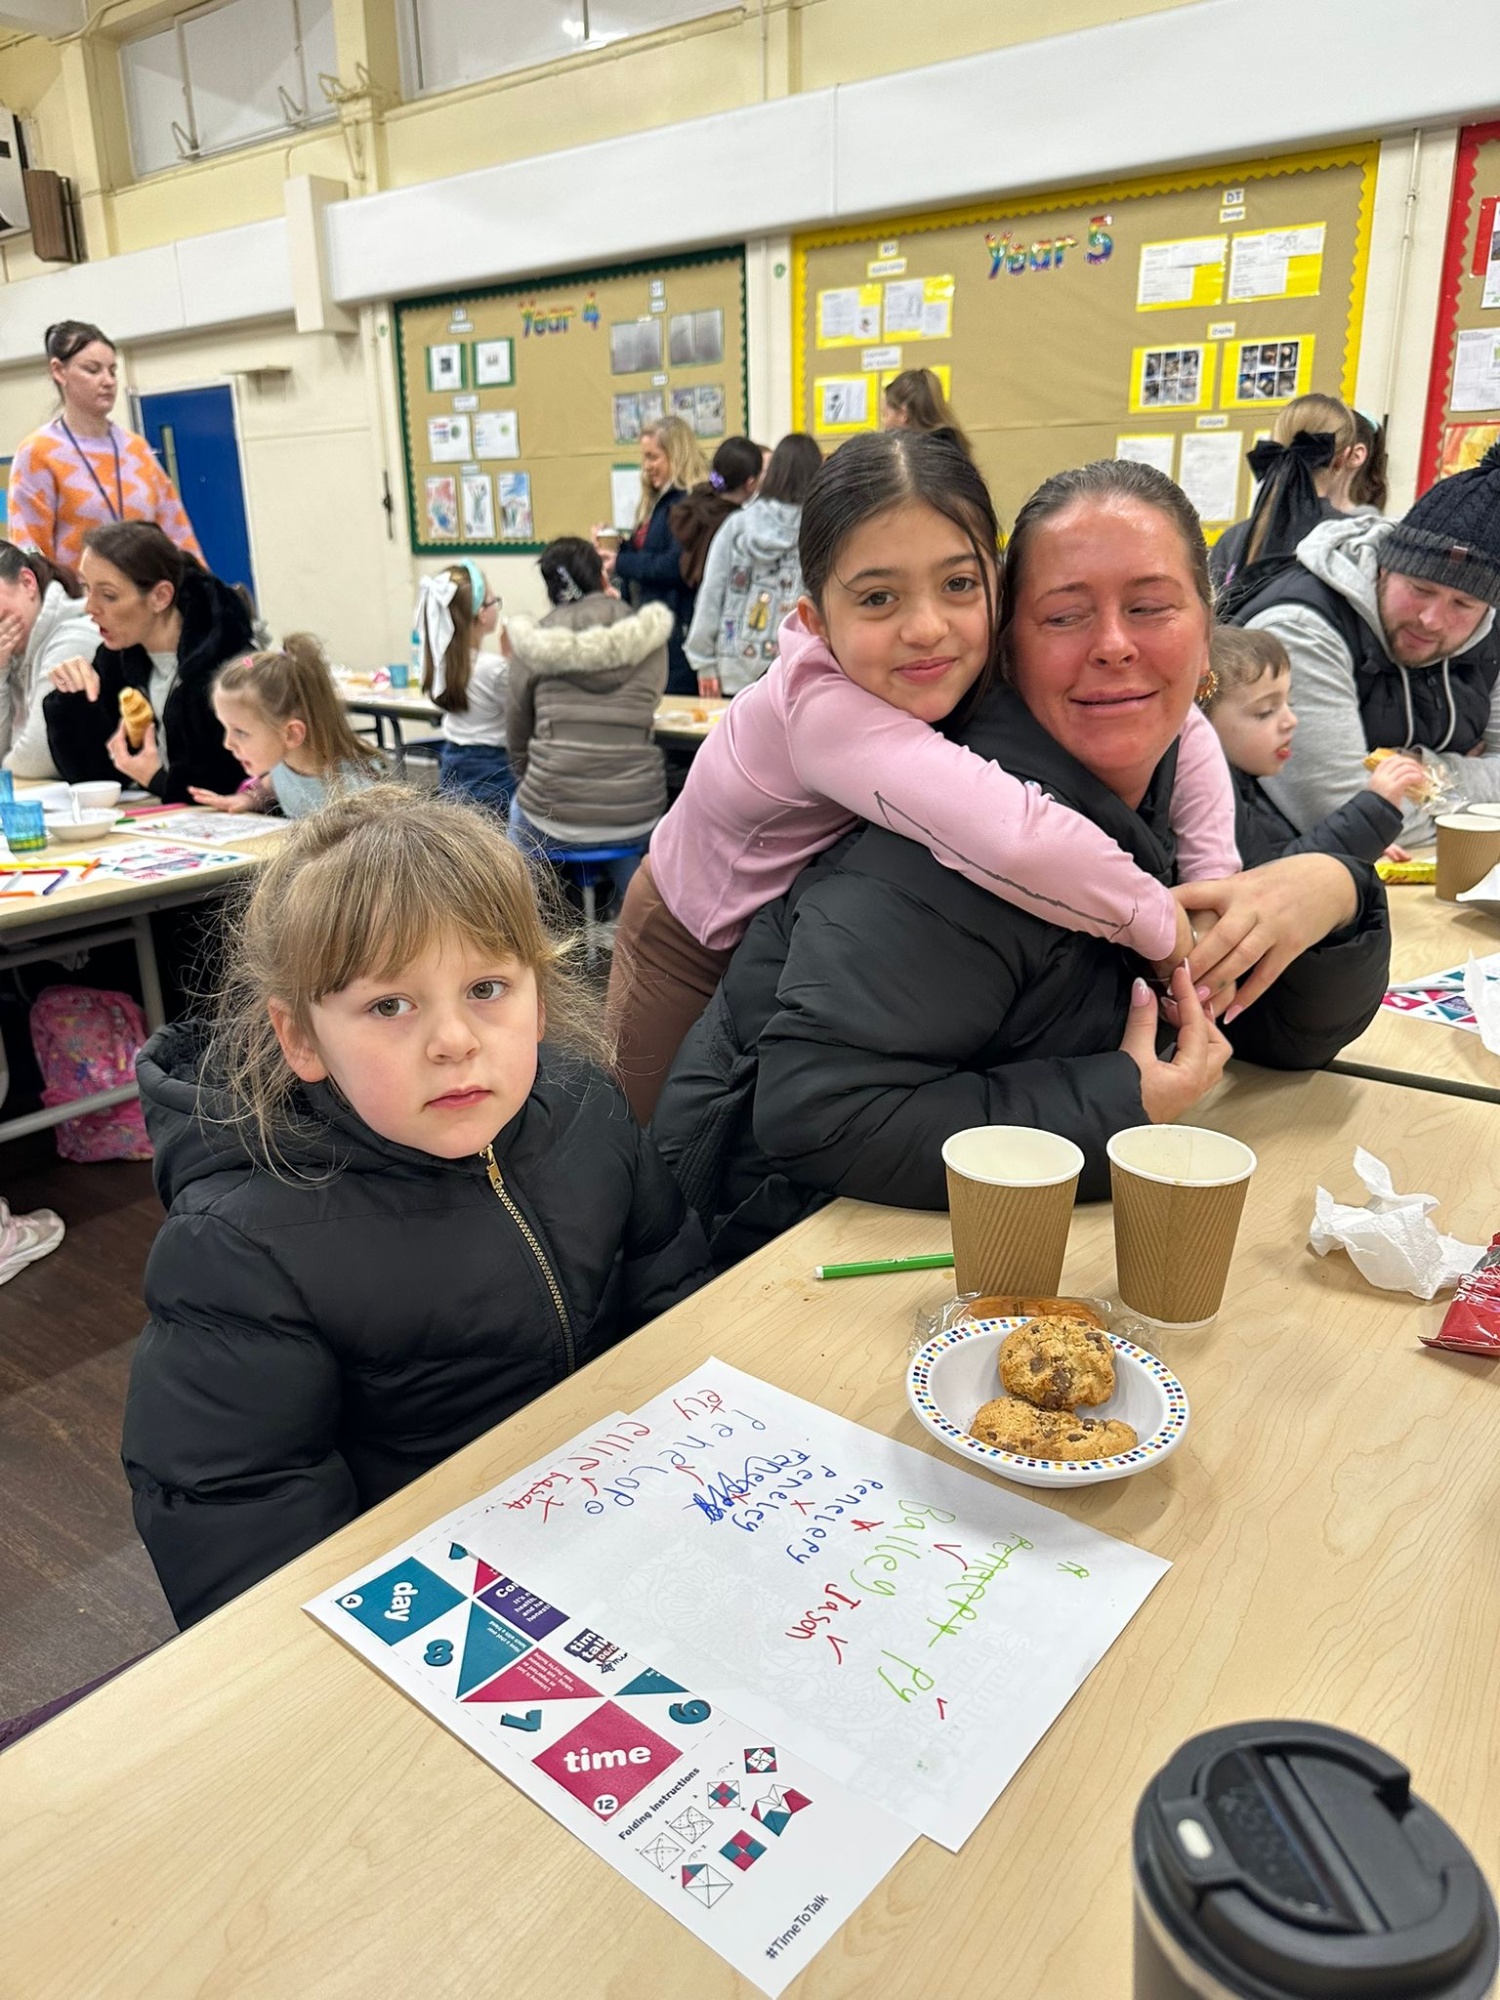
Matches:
[[1422, 1234, 1500, 1356]]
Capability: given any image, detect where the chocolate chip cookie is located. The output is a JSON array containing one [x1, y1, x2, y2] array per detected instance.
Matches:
[[999, 1317, 1116, 1410]]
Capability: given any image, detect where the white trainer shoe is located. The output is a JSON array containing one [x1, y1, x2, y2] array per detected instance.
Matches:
[[0, 1200, 65, 1286]]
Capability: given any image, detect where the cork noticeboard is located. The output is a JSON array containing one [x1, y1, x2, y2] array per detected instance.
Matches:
[[792, 147, 1377, 539], [395, 247, 747, 556], [1419, 121, 1500, 490]]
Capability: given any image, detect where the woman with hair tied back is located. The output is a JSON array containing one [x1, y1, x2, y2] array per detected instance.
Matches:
[[0, 541, 99, 777], [6, 321, 203, 571], [881, 367, 973, 456], [600, 414, 708, 695], [685, 432, 823, 697], [1210, 393, 1384, 599], [505, 535, 673, 891], [43, 520, 253, 801]]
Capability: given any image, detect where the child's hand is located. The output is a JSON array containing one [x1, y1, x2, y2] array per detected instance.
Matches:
[[1176, 855, 1359, 1018], [1119, 967, 1232, 1123], [1366, 754, 1427, 805], [1147, 902, 1195, 982], [189, 786, 254, 812], [697, 672, 722, 699], [1382, 842, 1413, 864]]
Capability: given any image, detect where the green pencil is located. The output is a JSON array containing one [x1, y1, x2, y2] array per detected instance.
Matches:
[[815, 1252, 956, 1280]]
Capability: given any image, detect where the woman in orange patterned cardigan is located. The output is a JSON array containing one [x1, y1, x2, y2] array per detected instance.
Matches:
[[6, 321, 203, 571]]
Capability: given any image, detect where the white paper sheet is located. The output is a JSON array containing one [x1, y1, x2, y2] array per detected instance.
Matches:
[[461, 472, 495, 541], [473, 410, 519, 460], [882, 279, 926, 338], [1136, 237, 1226, 308], [1483, 217, 1500, 311], [818, 287, 878, 344], [135, 810, 284, 845], [427, 414, 472, 463], [472, 1361, 1170, 1851], [610, 468, 640, 533], [817, 377, 869, 430], [1227, 224, 1325, 301], [1452, 328, 1500, 413], [1116, 434, 1176, 476], [1177, 430, 1244, 523], [308, 1417, 913, 1999]]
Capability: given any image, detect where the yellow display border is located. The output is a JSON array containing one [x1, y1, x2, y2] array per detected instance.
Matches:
[[791, 143, 1377, 438]]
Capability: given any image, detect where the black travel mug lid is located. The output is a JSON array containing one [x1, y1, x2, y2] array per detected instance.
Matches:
[[1134, 1720, 1498, 1998]]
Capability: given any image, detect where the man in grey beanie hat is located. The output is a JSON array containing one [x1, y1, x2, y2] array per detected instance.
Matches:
[[1225, 440, 1500, 841]]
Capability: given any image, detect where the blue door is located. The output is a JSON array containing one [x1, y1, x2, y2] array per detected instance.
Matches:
[[137, 384, 256, 602]]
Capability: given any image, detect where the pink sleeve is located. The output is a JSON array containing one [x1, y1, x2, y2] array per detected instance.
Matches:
[[1170, 706, 1242, 879], [785, 664, 1179, 961]]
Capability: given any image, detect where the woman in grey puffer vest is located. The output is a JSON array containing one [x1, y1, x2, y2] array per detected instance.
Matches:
[[683, 433, 822, 696], [505, 537, 673, 851]]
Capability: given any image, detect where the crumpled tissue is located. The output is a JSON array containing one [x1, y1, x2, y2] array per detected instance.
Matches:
[[1459, 949, 1500, 1056], [1310, 1147, 1484, 1300]]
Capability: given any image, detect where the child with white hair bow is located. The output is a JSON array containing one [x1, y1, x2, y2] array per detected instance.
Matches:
[[414, 560, 512, 811]]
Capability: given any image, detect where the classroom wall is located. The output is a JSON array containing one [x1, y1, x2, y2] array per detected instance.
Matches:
[[0, 0, 1494, 661]]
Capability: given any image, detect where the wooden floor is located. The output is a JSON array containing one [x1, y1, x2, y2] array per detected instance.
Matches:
[[0, 1132, 176, 1719]]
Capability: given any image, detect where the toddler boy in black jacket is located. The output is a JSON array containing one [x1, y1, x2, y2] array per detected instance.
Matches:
[[1202, 625, 1427, 868]]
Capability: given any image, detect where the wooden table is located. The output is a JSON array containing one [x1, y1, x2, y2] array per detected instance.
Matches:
[[336, 677, 728, 764], [1332, 876, 1500, 1099], [2, 1064, 1495, 1997], [0, 799, 274, 1144]]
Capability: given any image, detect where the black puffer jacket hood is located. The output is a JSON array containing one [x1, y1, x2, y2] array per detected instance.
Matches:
[[125, 1020, 712, 1628]]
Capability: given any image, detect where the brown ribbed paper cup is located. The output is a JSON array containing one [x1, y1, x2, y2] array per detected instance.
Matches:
[[942, 1126, 1083, 1296], [1435, 814, 1500, 901], [1107, 1125, 1256, 1328]]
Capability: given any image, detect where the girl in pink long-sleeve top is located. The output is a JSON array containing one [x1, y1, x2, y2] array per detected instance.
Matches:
[[607, 432, 1240, 1121]]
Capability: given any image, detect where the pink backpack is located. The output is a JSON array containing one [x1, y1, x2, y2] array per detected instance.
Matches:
[[30, 985, 153, 1163]]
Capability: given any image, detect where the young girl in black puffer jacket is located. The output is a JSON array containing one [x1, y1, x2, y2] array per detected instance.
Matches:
[[123, 785, 710, 1628]]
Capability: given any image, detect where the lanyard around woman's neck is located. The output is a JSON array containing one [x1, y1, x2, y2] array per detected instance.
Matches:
[[59, 418, 124, 521]]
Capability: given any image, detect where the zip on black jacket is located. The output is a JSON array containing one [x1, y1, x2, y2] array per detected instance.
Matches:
[[1230, 762, 1401, 868], [43, 565, 253, 802], [123, 1022, 712, 1628], [653, 684, 1391, 1267]]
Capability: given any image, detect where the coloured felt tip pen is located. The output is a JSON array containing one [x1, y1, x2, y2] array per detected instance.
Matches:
[[814, 1252, 956, 1280]]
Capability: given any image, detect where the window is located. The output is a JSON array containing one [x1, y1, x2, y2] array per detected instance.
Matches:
[[120, 0, 337, 178], [398, 0, 727, 97]]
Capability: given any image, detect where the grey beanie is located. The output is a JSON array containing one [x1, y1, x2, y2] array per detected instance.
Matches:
[[1380, 440, 1500, 608]]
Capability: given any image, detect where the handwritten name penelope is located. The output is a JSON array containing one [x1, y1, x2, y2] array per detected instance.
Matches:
[[925, 1534, 1034, 1647]]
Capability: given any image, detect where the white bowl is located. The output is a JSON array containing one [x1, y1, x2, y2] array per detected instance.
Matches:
[[44, 808, 119, 844], [906, 1313, 1190, 1488], [72, 781, 121, 810], [33, 782, 73, 811]]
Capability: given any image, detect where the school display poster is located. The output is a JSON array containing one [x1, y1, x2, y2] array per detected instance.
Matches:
[[396, 249, 746, 556]]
